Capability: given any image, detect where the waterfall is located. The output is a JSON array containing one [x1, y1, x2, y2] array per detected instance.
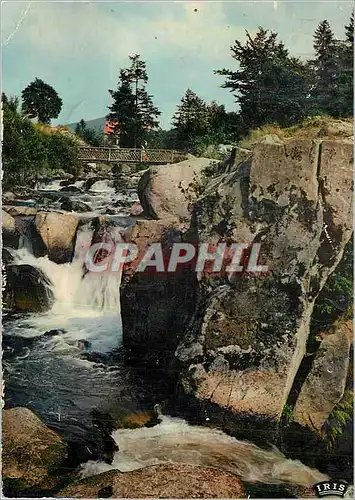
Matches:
[[37, 179, 84, 191], [81, 416, 329, 487], [11, 220, 123, 352]]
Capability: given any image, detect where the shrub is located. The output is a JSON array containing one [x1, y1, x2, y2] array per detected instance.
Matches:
[[2, 98, 80, 188]]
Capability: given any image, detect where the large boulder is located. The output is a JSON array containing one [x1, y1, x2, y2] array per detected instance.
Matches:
[[83, 177, 102, 192], [138, 157, 215, 223], [35, 211, 79, 263], [3, 191, 16, 203], [177, 136, 353, 422], [121, 128, 353, 433], [57, 464, 247, 498], [2, 407, 68, 491], [318, 119, 353, 138], [293, 318, 353, 432], [219, 146, 252, 174], [3, 264, 55, 312], [2, 209, 20, 248]]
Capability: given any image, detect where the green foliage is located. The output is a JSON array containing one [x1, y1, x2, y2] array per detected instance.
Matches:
[[2, 96, 79, 189], [107, 54, 161, 147], [216, 27, 313, 131], [322, 389, 354, 448], [172, 89, 210, 151], [281, 404, 294, 426], [215, 17, 353, 135], [312, 238, 353, 333], [141, 128, 178, 149], [44, 133, 80, 175], [307, 15, 353, 117], [75, 118, 104, 146], [171, 90, 240, 153], [21, 78, 62, 124]]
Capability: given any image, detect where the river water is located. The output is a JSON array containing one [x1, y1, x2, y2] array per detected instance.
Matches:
[[3, 180, 148, 450], [3, 179, 346, 494]]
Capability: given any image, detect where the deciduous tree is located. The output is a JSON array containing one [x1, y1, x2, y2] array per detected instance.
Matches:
[[21, 78, 62, 124]]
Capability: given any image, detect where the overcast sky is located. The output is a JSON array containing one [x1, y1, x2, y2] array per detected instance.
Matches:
[[2, 1, 353, 128]]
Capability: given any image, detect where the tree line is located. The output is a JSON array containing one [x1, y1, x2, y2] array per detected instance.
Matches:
[[105, 15, 353, 152], [2, 14, 353, 187]]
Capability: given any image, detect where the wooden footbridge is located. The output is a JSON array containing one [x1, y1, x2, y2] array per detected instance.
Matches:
[[78, 147, 187, 164]]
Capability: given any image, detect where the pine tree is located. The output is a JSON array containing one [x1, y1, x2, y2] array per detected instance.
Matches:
[[107, 55, 160, 147], [172, 89, 210, 151], [206, 102, 242, 144], [21, 78, 62, 124], [310, 17, 353, 117], [311, 20, 339, 114], [75, 118, 104, 147], [345, 11, 354, 45], [216, 27, 311, 130], [340, 11, 354, 116], [75, 119, 86, 135], [108, 82, 136, 147]]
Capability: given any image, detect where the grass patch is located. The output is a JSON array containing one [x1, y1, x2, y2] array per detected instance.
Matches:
[[238, 115, 354, 149], [322, 389, 354, 449]]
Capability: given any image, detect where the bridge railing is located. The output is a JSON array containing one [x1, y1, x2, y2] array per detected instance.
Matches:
[[78, 147, 187, 164]]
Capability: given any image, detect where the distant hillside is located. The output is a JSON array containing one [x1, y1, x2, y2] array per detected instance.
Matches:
[[67, 116, 106, 133]]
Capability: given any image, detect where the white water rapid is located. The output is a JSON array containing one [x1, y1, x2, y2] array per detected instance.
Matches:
[[9, 221, 123, 353], [81, 415, 330, 488]]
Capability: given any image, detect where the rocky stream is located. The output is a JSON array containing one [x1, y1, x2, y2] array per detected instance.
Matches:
[[2, 121, 354, 498]]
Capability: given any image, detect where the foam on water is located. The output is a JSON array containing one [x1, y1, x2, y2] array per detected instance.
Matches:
[[81, 416, 329, 487], [11, 221, 123, 352]]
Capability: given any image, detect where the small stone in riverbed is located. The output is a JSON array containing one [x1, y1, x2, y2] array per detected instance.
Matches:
[[42, 329, 66, 339], [76, 339, 92, 351]]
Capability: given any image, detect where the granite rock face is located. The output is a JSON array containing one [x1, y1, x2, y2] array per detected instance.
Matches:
[[2, 209, 20, 248], [2, 408, 68, 490], [293, 318, 353, 432], [178, 137, 353, 421], [121, 128, 353, 429], [4, 264, 55, 312], [57, 464, 247, 498]]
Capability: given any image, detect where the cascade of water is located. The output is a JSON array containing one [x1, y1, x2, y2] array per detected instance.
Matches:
[[81, 416, 329, 487], [11, 220, 123, 351], [37, 179, 63, 191], [18, 225, 34, 254], [73, 222, 123, 313]]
